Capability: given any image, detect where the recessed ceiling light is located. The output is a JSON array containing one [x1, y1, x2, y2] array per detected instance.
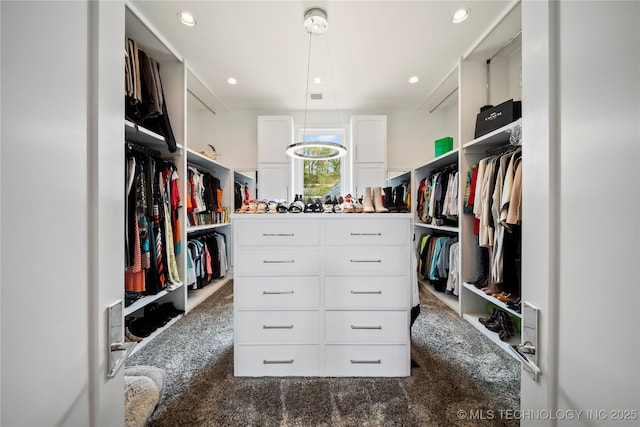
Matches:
[[227, 77, 237, 85], [312, 77, 323, 85], [408, 76, 420, 84], [178, 11, 197, 27], [451, 8, 470, 24]]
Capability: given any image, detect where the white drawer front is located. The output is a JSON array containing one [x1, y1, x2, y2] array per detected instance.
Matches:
[[235, 220, 320, 246], [324, 219, 408, 246], [235, 276, 320, 309], [324, 345, 409, 377], [324, 276, 409, 309], [235, 310, 319, 344], [324, 246, 409, 275], [235, 345, 320, 377], [235, 248, 320, 275], [325, 311, 408, 343]]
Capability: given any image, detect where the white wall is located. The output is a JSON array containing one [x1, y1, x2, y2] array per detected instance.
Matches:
[[2, 2, 92, 425], [521, 1, 640, 424], [1, 2, 125, 425]]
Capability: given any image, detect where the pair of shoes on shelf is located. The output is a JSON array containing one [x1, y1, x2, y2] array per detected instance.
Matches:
[[342, 194, 355, 213], [276, 200, 289, 213], [322, 196, 334, 213], [506, 296, 522, 313], [128, 317, 156, 338], [289, 194, 305, 213], [255, 200, 268, 213], [125, 291, 144, 307], [304, 198, 323, 213], [481, 309, 515, 341], [267, 201, 278, 213], [481, 281, 503, 296], [125, 326, 143, 343], [495, 292, 519, 303]]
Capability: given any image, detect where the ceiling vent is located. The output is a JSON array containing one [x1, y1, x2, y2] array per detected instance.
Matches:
[[310, 92, 323, 100]]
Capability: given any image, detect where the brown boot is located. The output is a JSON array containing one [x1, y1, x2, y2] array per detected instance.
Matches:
[[482, 281, 503, 295]]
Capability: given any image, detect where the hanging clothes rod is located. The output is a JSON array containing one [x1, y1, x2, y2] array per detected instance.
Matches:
[[187, 89, 216, 116], [429, 87, 458, 114], [127, 142, 161, 158], [488, 30, 522, 62], [485, 142, 521, 156]]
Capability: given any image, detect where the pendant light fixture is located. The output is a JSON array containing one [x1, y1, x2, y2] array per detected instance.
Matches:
[[286, 8, 347, 161]]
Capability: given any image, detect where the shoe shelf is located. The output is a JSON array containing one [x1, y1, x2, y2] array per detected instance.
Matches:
[[462, 313, 520, 362], [124, 283, 184, 317], [128, 314, 183, 356], [419, 280, 459, 314], [187, 270, 233, 312], [462, 282, 521, 319]]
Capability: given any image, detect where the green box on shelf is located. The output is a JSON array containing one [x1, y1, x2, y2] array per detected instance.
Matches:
[[434, 136, 453, 157]]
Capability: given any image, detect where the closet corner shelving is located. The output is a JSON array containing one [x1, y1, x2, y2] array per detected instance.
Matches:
[[412, 2, 522, 360], [125, 5, 233, 355], [458, 118, 523, 356], [184, 147, 234, 312], [412, 148, 461, 314]]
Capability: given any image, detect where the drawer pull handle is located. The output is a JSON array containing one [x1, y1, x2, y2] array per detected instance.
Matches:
[[350, 359, 382, 364], [350, 290, 382, 295], [263, 359, 294, 364], [263, 290, 295, 295], [263, 325, 294, 329], [350, 232, 382, 236], [350, 325, 382, 330], [350, 259, 382, 263], [262, 233, 294, 237], [263, 260, 295, 264]]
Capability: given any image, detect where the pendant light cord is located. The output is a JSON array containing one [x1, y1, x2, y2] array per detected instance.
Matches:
[[302, 31, 313, 143]]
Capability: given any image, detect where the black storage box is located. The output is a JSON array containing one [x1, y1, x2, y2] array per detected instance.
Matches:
[[474, 99, 522, 138]]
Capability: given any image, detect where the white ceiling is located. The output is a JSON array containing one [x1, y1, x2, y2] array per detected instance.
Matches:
[[127, 0, 520, 114]]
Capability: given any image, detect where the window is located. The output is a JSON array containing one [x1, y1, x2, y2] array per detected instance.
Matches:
[[295, 129, 346, 200]]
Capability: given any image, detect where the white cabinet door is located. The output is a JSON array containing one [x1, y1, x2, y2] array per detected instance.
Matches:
[[351, 115, 387, 163], [258, 115, 294, 163], [258, 162, 290, 200], [352, 162, 386, 196]]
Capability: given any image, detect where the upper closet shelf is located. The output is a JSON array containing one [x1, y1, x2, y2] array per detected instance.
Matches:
[[463, 118, 522, 153], [125, 120, 182, 155], [415, 148, 459, 173], [186, 148, 230, 173]]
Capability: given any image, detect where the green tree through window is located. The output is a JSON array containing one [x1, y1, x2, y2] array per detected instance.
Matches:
[[302, 133, 342, 198]]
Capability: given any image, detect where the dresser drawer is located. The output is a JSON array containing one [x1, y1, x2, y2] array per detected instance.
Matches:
[[235, 248, 320, 275], [324, 246, 409, 275], [235, 345, 320, 376], [324, 276, 409, 309], [324, 311, 408, 344], [324, 219, 408, 246], [235, 276, 320, 309], [235, 310, 319, 344], [324, 345, 409, 377], [235, 220, 320, 246]]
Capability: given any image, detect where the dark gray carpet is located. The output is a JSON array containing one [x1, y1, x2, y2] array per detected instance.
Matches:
[[126, 282, 520, 426]]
